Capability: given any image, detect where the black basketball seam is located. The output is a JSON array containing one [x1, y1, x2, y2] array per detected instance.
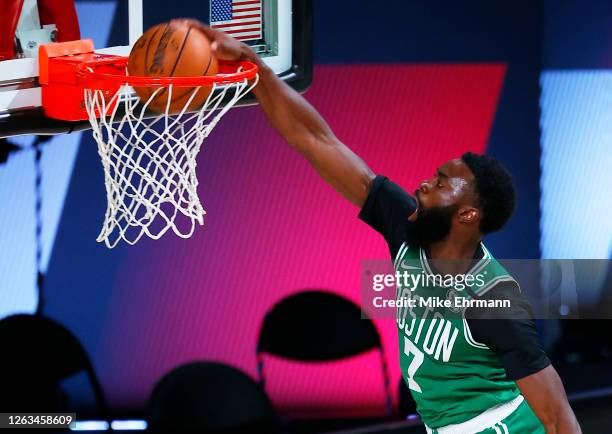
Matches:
[[167, 27, 215, 106], [142, 24, 168, 101], [150, 24, 179, 103], [170, 45, 213, 107], [144, 24, 167, 77], [154, 25, 191, 104], [151, 23, 174, 76], [201, 47, 214, 76], [169, 27, 191, 77], [166, 47, 215, 108]]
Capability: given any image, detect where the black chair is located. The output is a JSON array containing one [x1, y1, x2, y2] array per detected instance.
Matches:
[[257, 290, 393, 414], [397, 377, 418, 417], [0, 314, 109, 417], [148, 361, 278, 433]]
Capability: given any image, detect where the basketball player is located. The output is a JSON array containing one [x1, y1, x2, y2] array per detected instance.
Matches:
[[177, 20, 582, 434]]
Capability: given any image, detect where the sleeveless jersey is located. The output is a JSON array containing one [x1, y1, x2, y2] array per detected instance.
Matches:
[[395, 241, 521, 428]]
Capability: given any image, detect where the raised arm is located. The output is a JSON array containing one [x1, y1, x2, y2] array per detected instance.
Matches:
[[174, 20, 375, 207]]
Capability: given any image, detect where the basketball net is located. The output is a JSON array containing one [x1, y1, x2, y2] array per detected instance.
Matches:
[[84, 77, 258, 248]]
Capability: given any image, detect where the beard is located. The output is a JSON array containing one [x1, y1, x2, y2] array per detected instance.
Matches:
[[413, 203, 458, 247]]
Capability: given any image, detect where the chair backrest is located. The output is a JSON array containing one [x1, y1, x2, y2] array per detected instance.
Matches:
[[257, 290, 393, 414], [148, 361, 277, 433], [0, 314, 108, 415], [258, 290, 381, 360], [0, 314, 88, 377]]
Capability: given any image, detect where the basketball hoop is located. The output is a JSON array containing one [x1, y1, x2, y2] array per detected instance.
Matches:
[[39, 40, 258, 248]]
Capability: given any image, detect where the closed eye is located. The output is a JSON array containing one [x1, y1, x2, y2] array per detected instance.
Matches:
[[436, 169, 448, 188]]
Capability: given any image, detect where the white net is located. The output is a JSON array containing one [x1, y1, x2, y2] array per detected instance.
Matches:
[[84, 75, 258, 248]]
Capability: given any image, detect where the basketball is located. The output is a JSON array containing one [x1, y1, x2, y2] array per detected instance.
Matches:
[[127, 22, 218, 113]]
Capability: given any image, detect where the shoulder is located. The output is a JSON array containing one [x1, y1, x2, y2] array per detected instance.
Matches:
[[467, 280, 533, 320], [359, 175, 417, 258], [359, 175, 416, 217]]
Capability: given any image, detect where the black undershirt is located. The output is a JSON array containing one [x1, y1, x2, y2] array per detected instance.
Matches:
[[359, 175, 550, 381]]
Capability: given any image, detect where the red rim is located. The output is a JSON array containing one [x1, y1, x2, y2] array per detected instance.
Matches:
[[76, 57, 258, 88]]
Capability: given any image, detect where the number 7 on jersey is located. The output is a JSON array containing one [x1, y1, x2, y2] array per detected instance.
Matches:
[[404, 336, 424, 393]]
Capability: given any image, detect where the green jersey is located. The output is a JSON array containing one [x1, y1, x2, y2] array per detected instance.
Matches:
[[395, 241, 520, 428], [359, 175, 548, 432]]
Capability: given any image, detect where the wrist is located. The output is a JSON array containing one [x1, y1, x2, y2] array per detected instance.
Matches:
[[240, 45, 269, 70]]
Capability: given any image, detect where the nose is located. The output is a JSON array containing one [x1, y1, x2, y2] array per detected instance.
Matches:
[[419, 180, 431, 193]]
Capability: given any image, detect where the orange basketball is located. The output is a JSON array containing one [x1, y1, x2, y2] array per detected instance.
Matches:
[[127, 22, 218, 114]]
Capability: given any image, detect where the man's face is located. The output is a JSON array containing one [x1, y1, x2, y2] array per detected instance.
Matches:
[[409, 159, 477, 245]]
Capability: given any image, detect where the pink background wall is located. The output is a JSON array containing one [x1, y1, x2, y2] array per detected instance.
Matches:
[[96, 64, 505, 415]]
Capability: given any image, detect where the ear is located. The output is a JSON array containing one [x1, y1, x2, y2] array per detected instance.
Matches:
[[458, 206, 480, 225]]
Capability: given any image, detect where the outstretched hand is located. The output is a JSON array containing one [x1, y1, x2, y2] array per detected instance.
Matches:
[[170, 19, 255, 62]]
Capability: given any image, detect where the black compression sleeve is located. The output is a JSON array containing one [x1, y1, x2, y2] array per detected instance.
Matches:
[[466, 283, 551, 380], [358, 175, 416, 258]]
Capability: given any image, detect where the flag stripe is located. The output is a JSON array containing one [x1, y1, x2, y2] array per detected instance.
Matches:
[[222, 13, 260, 20], [213, 20, 261, 29], [233, 11, 260, 17], [231, 6, 260, 12], [224, 28, 262, 35], [213, 15, 261, 24], [234, 34, 263, 40], [232, 31, 263, 37]]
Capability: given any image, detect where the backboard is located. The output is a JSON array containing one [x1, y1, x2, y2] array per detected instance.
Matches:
[[0, 0, 312, 138]]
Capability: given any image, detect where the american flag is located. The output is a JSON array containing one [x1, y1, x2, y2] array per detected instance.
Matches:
[[210, 0, 263, 42]]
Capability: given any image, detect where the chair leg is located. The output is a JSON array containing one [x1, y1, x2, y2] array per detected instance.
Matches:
[[379, 347, 394, 415], [257, 352, 266, 388]]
